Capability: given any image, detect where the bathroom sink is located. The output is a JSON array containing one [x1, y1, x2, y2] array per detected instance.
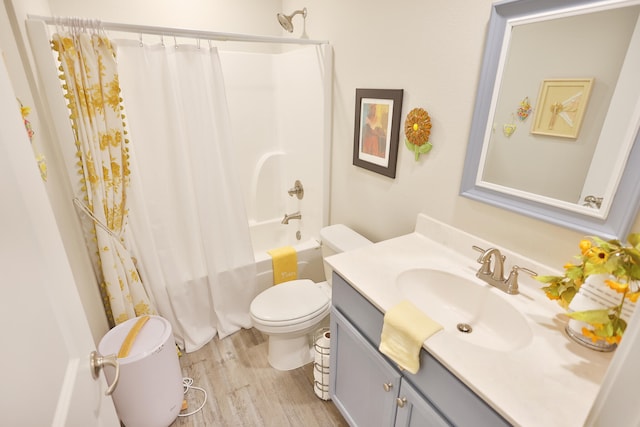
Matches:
[[396, 268, 533, 352]]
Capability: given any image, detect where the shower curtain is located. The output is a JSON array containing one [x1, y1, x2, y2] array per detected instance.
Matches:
[[51, 28, 156, 326], [115, 40, 257, 352]]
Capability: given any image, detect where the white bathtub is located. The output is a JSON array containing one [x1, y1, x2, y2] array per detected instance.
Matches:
[[250, 219, 326, 293]]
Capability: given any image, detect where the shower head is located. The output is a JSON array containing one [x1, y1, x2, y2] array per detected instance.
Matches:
[[277, 7, 307, 33]]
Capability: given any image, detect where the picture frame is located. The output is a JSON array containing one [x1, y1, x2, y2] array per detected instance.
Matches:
[[531, 78, 594, 138], [353, 88, 404, 178]]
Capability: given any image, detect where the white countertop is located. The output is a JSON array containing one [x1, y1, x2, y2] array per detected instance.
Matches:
[[325, 214, 612, 427]]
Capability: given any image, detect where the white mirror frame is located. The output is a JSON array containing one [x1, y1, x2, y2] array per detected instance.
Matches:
[[461, 0, 640, 240]]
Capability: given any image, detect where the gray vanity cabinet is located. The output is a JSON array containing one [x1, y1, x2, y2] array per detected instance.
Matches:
[[395, 378, 450, 427], [331, 308, 450, 427], [330, 307, 402, 426], [329, 272, 511, 427]]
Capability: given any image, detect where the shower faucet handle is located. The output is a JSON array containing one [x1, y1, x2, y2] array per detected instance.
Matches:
[[287, 180, 304, 199]]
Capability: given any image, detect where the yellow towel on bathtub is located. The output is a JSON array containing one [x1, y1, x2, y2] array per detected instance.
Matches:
[[379, 300, 443, 374], [267, 246, 298, 285]]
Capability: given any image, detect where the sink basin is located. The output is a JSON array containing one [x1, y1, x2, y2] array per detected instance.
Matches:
[[396, 268, 533, 352]]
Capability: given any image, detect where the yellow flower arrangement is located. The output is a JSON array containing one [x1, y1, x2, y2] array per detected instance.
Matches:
[[536, 234, 640, 345], [404, 107, 432, 160]]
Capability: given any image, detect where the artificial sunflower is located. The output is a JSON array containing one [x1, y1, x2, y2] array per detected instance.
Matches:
[[404, 107, 432, 160], [536, 233, 640, 346]]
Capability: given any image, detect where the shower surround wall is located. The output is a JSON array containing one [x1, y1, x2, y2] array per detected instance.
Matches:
[[220, 45, 331, 260]]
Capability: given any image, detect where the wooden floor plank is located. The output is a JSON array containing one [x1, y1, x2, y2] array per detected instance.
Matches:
[[170, 328, 348, 427]]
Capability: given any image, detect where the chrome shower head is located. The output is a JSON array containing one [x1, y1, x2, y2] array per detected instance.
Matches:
[[277, 7, 307, 33]]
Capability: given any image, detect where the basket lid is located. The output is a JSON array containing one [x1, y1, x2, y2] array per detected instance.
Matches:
[[98, 315, 172, 362]]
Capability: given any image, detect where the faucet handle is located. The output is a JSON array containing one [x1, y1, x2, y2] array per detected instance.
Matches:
[[287, 180, 304, 199], [472, 245, 486, 258], [471, 246, 492, 275], [505, 265, 538, 294]]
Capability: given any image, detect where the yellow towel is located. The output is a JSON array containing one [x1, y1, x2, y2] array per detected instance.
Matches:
[[267, 246, 298, 285], [379, 300, 443, 374]]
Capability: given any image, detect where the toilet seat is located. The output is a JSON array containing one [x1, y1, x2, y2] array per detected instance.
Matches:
[[250, 279, 330, 327]]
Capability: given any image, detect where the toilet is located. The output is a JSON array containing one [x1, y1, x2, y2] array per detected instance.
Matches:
[[249, 224, 372, 370]]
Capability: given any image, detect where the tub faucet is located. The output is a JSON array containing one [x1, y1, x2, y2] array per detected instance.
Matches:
[[281, 211, 302, 224]]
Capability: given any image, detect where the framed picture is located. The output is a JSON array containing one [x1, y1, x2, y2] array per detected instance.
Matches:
[[353, 88, 404, 178], [531, 78, 594, 138]]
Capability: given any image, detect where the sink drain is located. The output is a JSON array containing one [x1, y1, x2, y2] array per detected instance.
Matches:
[[457, 323, 473, 333]]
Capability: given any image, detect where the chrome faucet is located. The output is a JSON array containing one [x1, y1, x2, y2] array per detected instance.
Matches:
[[472, 246, 537, 295], [281, 211, 302, 224]]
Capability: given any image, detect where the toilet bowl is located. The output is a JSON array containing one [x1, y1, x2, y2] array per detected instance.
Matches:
[[249, 224, 372, 370]]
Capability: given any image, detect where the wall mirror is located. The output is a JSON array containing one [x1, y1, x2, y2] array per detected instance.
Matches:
[[461, 0, 640, 239]]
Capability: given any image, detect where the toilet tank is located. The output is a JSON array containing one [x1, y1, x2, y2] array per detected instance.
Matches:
[[320, 224, 372, 285]]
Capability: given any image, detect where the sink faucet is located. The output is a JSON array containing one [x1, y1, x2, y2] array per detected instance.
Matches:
[[472, 246, 537, 295], [281, 211, 302, 224], [475, 246, 506, 282]]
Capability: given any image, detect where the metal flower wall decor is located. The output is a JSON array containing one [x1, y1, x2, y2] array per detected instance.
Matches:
[[404, 107, 432, 160]]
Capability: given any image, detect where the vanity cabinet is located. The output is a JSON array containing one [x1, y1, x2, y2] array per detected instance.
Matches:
[[395, 377, 450, 427], [331, 307, 449, 427], [329, 273, 511, 427], [330, 307, 402, 426]]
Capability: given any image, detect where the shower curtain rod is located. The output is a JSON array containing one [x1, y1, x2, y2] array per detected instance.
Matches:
[[27, 15, 329, 46]]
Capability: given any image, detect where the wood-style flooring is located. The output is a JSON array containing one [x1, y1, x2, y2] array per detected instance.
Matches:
[[170, 328, 348, 427]]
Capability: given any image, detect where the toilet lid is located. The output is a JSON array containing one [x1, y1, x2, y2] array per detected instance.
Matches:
[[251, 279, 330, 323]]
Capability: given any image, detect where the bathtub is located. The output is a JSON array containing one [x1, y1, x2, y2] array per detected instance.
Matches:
[[250, 219, 326, 293]]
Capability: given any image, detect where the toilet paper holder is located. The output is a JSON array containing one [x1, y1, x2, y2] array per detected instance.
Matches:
[[313, 327, 331, 400], [313, 327, 330, 355]]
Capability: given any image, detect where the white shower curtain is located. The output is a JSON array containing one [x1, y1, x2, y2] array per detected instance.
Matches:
[[115, 40, 257, 352]]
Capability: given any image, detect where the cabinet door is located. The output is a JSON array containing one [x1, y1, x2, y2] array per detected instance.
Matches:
[[395, 379, 451, 427], [330, 308, 401, 426]]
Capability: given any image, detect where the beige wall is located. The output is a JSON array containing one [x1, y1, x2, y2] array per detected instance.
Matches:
[[286, 0, 640, 269], [2, 0, 112, 342], [43, 0, 640, 272], [7, 0, 640, 339]]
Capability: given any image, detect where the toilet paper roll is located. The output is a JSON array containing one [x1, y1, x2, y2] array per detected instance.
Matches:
[[313, 329, 330, 401], [314, 386, 330, 400], [314, 352, 330, 369], [314, 330, 331, 367], [314, 331, 330, 352], [314, 371, 330, 401], [314, 362, 329, 378], [316, 330, 330, 347], [314, 368, 329, 385], [314, 385, 330, 400]]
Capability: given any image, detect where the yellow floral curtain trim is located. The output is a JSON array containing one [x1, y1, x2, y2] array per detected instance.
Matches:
[[51, 30, 155, 326]]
